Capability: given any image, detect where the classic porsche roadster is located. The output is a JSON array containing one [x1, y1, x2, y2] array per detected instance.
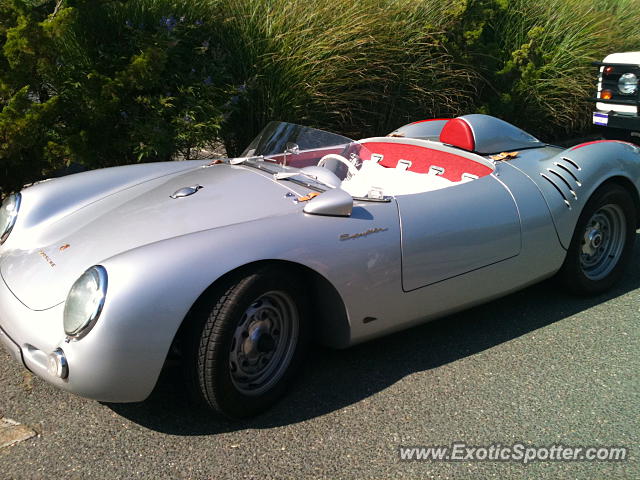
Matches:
[[1, 114, 639, 417]]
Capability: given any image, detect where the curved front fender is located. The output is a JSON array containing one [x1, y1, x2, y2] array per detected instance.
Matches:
[[89, 202, 401, 399]]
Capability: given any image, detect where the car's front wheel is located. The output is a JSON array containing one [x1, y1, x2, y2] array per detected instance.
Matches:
[[558, 183, 636, 295], [185, 267, 309, 418]]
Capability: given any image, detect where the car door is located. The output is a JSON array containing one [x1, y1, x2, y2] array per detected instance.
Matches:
[[396, 175, 521, 291]]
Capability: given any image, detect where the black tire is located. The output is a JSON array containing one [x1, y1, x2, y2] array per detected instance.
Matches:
[[557, 183, 636, 295], [185, 267, 309, 418]]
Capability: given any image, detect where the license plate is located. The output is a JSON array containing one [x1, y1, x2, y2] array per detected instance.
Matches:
[[593, 112, 608, 126]]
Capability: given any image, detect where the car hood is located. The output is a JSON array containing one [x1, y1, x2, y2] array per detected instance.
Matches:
[[0, 163, 305, 310]]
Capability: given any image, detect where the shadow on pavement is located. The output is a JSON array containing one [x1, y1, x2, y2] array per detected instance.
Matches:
[[107, 234, 640, 435]]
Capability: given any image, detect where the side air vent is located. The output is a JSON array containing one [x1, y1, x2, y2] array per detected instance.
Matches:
[[540, 173, 571, 208], [560, 156, 581, 171], [538, 155, 583, 209], [547, 168, 578, 199], [554, 162, 582, 186]]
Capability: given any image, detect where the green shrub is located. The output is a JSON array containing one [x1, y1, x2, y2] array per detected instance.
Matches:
[[1, 1, 64, 193], [470, 0, 640, 140], [212, 0, 477, 155], [1, 0, 639, 193], [1, 0, 226, 193]]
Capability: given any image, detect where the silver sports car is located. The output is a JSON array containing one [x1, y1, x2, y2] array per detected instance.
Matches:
[[1, 114, 639, 418]]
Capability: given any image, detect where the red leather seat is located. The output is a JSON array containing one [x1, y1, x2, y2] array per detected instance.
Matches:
[[439, 118, 475, 152]]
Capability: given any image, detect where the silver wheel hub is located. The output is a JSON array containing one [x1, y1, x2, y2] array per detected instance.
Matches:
[[579, 204, 626, 281], [229, 291, 299, 395], [582, 225, 604, 257]]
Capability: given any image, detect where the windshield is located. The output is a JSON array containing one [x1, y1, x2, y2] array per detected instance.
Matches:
[[242, 122, 354, 170], [243, 122, 353, 158]]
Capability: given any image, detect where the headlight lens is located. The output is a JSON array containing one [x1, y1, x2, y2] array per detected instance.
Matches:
[[0, 193, 21, 244], [618, 73, 638, 95], [63, 266, 108, 338]]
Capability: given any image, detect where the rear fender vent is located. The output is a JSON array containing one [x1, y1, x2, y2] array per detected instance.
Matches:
[[547, 169, 578, 199], [559, 156, 581, 171], [540, 173, 571, 208], [539, 155, 583, 208], [554, 162, 582, 186]]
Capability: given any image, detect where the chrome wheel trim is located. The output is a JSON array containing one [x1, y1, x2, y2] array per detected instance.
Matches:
[[579, 204, 626, 281], [229, 291, 299, 396]]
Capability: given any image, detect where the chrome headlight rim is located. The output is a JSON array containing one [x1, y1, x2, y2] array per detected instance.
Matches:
[[618, 72, 638, 95], [63, 265, 108, 339], [0, 193, 22, 245]]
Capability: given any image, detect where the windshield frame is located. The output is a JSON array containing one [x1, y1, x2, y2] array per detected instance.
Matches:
[[238, 121, 392, 202]]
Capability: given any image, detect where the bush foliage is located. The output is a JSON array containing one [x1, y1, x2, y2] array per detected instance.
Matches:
[[1, 0, 639, 193]]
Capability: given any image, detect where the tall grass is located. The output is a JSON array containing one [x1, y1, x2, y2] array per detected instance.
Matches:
[[593, 0, 640, 52], [206, 0, 477, 153], [484, 0, 640, 139], [197, 0, 640, 148]]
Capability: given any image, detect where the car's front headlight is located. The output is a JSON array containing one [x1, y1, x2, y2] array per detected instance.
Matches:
[[64, 266, 108, 338], [0, 193, 21, 245], [618, 73, 638, 95]]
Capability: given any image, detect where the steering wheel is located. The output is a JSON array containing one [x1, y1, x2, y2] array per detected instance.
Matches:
[[317, 154, 360, 180]]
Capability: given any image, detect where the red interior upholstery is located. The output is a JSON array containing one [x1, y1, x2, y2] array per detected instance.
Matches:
[[439, 118, 475, 151], [359, 141, 492, 182]]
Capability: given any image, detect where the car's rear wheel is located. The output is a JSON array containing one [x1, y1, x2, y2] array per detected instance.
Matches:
[[558, 183, 636, 295], [185, 267, 309, 418]]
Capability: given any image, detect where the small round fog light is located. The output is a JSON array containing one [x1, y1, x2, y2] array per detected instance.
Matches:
[[47, 348, 68, 379]]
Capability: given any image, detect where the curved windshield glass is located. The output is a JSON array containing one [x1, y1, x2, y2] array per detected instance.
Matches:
[[242, 121, 355, 171]]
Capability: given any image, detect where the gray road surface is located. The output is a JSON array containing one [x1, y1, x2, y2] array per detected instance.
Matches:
[[1, 238, 638, 480]]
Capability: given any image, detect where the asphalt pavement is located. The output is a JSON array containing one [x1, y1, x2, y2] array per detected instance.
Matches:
[[1, 237, 638, 479]]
